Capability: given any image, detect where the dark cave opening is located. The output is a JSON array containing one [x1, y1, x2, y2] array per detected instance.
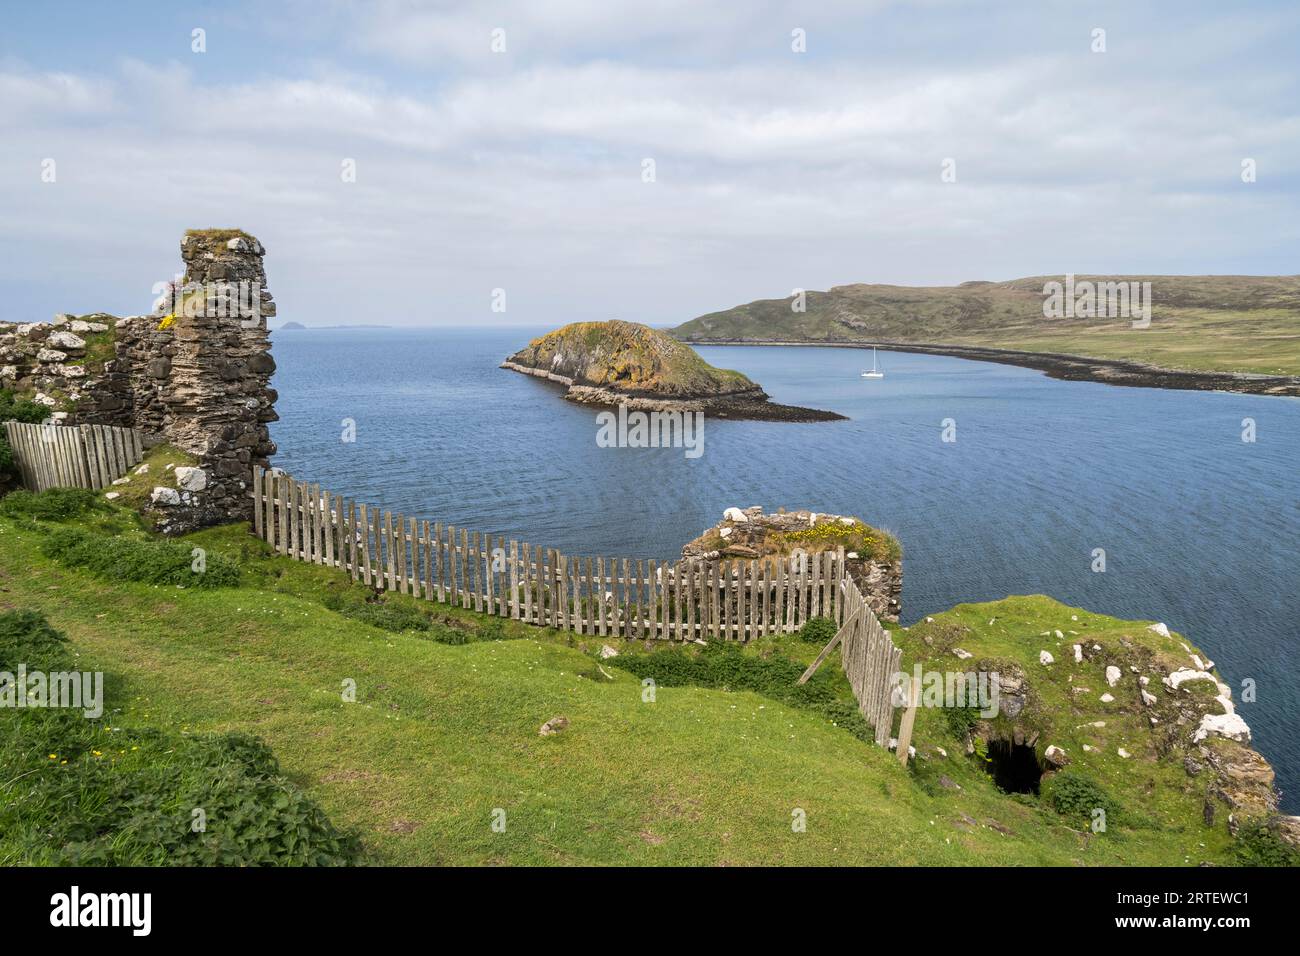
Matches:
[[985, 738, 1044, 794]]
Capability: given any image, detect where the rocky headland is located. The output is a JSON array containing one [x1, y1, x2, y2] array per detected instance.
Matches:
[[501, 320, 844, 422]]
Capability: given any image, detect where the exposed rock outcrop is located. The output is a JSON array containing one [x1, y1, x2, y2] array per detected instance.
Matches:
[[502, 320, 844, 422]]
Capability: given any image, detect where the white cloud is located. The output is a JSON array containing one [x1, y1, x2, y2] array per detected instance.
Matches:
[[0, 1, 1296, 326]]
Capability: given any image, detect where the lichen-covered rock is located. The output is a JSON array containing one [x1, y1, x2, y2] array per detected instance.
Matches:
[[174, 466, 208, 492], [47, 330, 85, 351], [150, 486, 181, 506]]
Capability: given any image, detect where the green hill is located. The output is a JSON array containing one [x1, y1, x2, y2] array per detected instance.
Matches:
[[2, 472, 1293, 865], [673, 275, 1300, 377], [504, 320, 757, 399]]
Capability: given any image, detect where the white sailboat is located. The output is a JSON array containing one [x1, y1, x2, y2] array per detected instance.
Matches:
[[860, 347, 885, 379]]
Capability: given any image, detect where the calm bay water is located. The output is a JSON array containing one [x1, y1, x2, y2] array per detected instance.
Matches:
[[268, 326, 1300, 810]]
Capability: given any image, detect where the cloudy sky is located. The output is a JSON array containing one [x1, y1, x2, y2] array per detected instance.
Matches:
[[2, 0, 1297, 328]]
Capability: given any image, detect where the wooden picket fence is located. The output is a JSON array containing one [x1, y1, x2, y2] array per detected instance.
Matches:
[[811, 576, 907, 748], [250, 465, 909, 747], [3, 420, 145, 492]]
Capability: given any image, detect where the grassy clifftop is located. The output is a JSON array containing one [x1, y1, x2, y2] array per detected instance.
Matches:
[[1, 480, 1293, 865], [673, 275, 1300, 376], [505, 320, 756, 398]]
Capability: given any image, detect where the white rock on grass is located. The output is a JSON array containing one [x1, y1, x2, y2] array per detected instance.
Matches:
[[135, 463, 149, 475], [1193, 712, 1251, 745], [1099, 693, 1115, 703], [104, 492, 120, 500], [1073, 644, 1083, 662], [1053, 629, 1063, 639], [1117, 748, 1131, 759], [598, 644, 619, 659], [953, 648, 973, 660], [1163, 669, 1216, 692], [1105, 665, 1122, 687], [111, 477, 129, 486], [150, 486, 181, 506], [1039, 650, 1054, 665], [722, 507, 749, 522], [1147, 622, 1171, 638]]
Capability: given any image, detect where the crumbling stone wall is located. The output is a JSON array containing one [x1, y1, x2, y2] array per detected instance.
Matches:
[[0, 230, 279, 532], [680, 506, 904, 621]]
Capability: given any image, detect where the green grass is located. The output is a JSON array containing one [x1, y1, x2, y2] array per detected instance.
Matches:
[[674, 275, 1300, 377], [0, 501, 1266, 865], [0, 609, 358, 865]]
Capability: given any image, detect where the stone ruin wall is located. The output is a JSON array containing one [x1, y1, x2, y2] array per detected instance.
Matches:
[[0, 231, 278, 532]]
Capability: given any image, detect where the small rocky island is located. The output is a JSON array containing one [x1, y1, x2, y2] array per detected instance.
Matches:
[[501, 320, 844, 421]]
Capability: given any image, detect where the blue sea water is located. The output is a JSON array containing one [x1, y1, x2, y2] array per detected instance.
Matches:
[[268, 326, 1300, 810]]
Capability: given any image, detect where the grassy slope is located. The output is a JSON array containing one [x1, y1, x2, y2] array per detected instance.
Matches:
[[672, 275, 1300, 376], [0, 499, 1247, 866], [507, 320, 754, 397]]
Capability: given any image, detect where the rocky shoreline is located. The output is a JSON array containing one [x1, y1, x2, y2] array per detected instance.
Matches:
[[677, 339, 1300, 398], [500, 359, 845, 422]]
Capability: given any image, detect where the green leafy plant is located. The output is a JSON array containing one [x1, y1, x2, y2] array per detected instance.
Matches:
[[40, 526, 240, 588], [1233, 821, 1300, 867], [1044, 770, 1122, 824], [798, 616, 838, 645]]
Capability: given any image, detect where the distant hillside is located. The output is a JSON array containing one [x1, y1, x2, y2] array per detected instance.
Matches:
[[673, 275, 1300, 378]]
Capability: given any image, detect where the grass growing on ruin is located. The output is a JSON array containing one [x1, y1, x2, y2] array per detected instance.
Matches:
[[776, 519, 902, 564], [96, 443, 198, 512], [0, 497, 1250, 866], [890, 598, 1248, 859]]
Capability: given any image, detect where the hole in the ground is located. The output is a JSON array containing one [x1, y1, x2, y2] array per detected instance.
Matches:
[[984, 738, 1043, 794]]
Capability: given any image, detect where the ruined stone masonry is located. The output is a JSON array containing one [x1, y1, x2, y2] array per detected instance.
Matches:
[[0, 230, 278, 532]]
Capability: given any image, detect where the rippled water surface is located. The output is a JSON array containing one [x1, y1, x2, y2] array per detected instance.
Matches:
[[268, 326, 1300, 810]]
